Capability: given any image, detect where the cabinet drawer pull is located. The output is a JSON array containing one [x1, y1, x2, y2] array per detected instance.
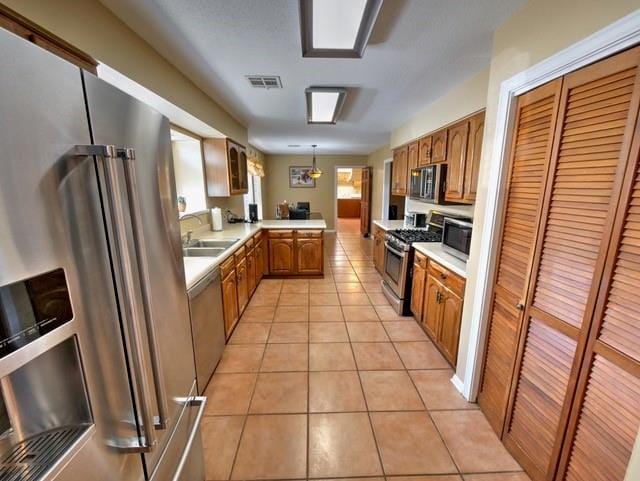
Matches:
[[440, 273, 447, 280]]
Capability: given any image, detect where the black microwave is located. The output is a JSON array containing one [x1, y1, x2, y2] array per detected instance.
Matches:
[[442, 217, 473, 261], [409, 165, 447, 204]]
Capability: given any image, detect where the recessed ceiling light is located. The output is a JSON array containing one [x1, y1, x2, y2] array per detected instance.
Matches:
[[299, 0, 383, 58], [305, 87, 347, 124]]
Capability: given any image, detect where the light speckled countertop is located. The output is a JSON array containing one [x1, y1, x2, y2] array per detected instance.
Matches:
[[373, 219, 406, 230], [413, 242, 467, 278], [182, 219, 327, 290]]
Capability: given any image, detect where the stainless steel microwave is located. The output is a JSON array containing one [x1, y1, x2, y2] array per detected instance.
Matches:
[[442, 217, 473, 261], [409, 164, 447, 204]]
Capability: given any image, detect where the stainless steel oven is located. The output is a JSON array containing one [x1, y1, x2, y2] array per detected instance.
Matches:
[[383, 240, 410, 300]]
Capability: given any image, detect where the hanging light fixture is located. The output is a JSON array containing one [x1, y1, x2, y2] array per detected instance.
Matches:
[[309, 144, 323, 179]]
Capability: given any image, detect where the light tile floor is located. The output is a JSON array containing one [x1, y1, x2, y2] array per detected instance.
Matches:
[[202, 230, 530, 481]]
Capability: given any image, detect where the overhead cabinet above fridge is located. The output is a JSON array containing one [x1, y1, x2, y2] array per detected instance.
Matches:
[[0, 28, 205, 481]]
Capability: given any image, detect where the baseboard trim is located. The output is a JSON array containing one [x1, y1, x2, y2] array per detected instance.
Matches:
[[450, 374, 467, 399]]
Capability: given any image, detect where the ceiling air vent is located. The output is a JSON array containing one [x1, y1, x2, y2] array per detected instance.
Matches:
[[246, 75, 283, 89]]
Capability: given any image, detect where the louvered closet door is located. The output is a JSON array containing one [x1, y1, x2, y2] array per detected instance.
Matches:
[[557, 122, 640, 481], [478, 79, 562, 435], [503, 47, 640, 481]]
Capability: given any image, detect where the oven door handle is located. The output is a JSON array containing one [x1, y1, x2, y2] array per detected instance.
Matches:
[[385, 242, 406, 258]]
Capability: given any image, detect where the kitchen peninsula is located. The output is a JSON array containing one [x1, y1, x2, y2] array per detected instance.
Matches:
[[183, 218, 326, 343]]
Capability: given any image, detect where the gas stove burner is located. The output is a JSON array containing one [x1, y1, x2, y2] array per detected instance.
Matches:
[[388, 228, 442, 244]]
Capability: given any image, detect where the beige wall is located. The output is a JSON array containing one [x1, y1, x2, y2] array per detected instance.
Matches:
[[367, 145, 392, 226], [3, 0, 247, 144], [264, 154, 368, 230], [390, 68, 490, 148]]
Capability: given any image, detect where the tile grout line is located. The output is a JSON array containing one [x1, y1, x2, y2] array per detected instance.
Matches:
[[338, 234, 387, 479], [226, 284, 280, 480]]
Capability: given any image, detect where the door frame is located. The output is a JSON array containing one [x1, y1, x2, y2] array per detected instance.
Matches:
[[462, 10, 640, 401], [381, 158, 393, 220], [333, 165, 366, 230]]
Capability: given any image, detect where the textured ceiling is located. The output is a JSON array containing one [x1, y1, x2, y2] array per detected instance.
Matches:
[[99, 0, 525, 154]]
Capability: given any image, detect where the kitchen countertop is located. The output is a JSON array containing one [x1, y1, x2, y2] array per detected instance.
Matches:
[[183, 219, 327, 291], [373, 219, 406, 230], [413, 242, 467, 279]]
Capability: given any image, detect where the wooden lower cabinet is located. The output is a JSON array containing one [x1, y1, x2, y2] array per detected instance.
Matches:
[[254, 240, 264, 284], [246, 248, 256, 295], [410, 252, 427, 320], [221, 270, 238, 338], [268, 230, 324, 275], [236, 257, 248, 313], [418, 259, 465, 366], [269, 237, 295, 274], [296, 237, 323, 275], [422, 272, 441, 340], [438, 287, 462, 363], [373, 226, 385, 274]]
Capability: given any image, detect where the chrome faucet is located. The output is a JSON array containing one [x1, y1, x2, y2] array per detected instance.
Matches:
[[181, 213, 203, 247]]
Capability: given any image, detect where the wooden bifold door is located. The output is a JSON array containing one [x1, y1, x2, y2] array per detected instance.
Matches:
[[478, 46, 640, 481]]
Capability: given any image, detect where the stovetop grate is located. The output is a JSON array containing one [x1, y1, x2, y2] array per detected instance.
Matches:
[[388, 228, 442, 243], [0, 425, 89, 481]]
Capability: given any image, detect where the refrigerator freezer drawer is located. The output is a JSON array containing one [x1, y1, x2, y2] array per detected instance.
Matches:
[[149, 385, 206, 481]]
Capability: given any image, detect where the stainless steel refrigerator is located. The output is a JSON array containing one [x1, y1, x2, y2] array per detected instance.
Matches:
[[0, 28, 205, 481]]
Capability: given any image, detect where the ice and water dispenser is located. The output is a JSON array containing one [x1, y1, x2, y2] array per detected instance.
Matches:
[[0, 269, 92, 480]]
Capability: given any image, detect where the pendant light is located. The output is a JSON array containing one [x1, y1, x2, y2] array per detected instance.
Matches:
[[309, 144, 323, 179]]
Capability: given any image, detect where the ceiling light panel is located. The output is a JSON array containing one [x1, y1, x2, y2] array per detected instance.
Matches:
[[299, 0, 384, 58], [305, 87, 347, 124], [312, 0, 367, 49]]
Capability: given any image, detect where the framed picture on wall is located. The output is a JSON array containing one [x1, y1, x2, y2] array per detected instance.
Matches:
[[289, 166, 316, 188]]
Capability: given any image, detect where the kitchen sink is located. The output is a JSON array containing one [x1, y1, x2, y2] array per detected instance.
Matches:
[[183, 247, 226, 257], [182, 239, 239, 257], [187, 239, 239, 249]]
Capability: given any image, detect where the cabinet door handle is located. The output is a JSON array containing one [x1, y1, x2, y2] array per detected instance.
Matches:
[[440, 273, 447, 280], [516, 302, 524, 311]]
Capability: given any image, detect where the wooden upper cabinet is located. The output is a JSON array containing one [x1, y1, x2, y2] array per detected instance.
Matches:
[[464, 112, 484, 202], [418, 136, 432, 166], [203, 138, 248, 196], [392, 146, 408, 196], [431, 129, 448, 163], [444, 121, 469, 202], [407, 141, 419, 173]]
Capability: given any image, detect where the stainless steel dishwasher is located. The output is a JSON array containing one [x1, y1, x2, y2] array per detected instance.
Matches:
[[188, 268, 226, 394]]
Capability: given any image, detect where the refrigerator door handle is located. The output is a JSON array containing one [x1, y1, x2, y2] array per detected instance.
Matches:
[[171, 397, 207, 481], [120, 148, 170, 430], [80, 144, 159, 452]]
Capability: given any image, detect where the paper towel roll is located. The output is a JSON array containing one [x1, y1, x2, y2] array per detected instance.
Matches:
[[211, 207, 223, 231]]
